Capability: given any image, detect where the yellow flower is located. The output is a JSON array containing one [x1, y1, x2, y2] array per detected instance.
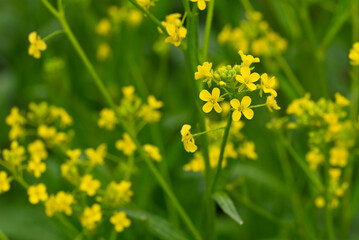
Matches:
[[104, 181, 133, 205], [50, 107, 73, 127], [162, 13, 182, 27], [116, 133, 137, 156], [38, 125, 57, 140], [67, 149, 82, 162], [239, 141, 257, 160], [329, 146, 348, 167], [122, 86, 135, 100], [183, 153, 205, 172], [266, 96, 280, 112], [96, 18, 111, 36], [3, 141, 26, 166], [144, 144, 162, 162], [261, 73, 277, 97], [28, 32, 47, 59], [305, 148, 324, 170], [138, 96, 163, 123], [28, 183, 48, 204], [195, 62, 213, 82], [85, 144, 107, 165], [110, 211, 131, 232], [230, 96, 254, 121], [80, 174, 101, 196], [137, 0, 152, 10], [199, 88, 223, 113], [5, 107, 26, 126], [9, 125, 25, 140], [80, 204, 102, 230], [45, 191, 75, 217], [334, 92, 350, 107], [349, 42, 359, 65], [28, 140, 47, 160], [238, 50, 260, 68], [236, 67, 260, 91], [127, 9, 143, 27], [148, 95, 164, 109], [27, 157, 46, 178], [165, 24, 187, 47], [180, 124, 198, 153], [97, 43, 111, 61], [329, 168, 341, 182], [0, 171, 11, 194], [315, 196, 325, 208], [190, 0, 210, 10], [98, 108, 118, 130]]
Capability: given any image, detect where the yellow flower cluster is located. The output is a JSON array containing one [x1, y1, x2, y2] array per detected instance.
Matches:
[[285, 93, 356, 208], [45, 191, 75, 217], [161, 13, 187, 47], [27, 140, 47, 178], [28, 32, 47, 59], [218, 11, 287, 56], [349, 42, 359, 65], [190, 0, 210, 11]]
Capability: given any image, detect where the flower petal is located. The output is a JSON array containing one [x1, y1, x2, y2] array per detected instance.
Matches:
[[242, 108, 254, 120], [199, 89, 212, 101], [241, 96, 252, 108], [181, 124, 191, 136], [202, 102, 213, 113], [29, 32, 37, 43], [246, 83, 257, 91], [213, 103, 222, 113], [230, 99, 240, 109], [212, 87, 220, 99], [249, 72, 260, 82], [198, 0, 206, 10], [232, 110, 242, 121]]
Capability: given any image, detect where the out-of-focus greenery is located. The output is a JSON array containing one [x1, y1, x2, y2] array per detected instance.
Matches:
[[0, 0, 359, 239]]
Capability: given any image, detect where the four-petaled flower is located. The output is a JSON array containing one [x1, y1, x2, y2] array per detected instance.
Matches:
[[266, 95, 280, 112], [28, 32, 47, 59], [261, 73, 277, 97], [165, 24, 187, 47], [28, 183, 48, 204], [199, 88, 223, 113], [190, 0, 210, 10], [181, 124, 197, 153], [236, 67, 260, 91], [110, 211, 131, 232], [230, 96, 254, 121], [238, 50, 260, 67], [195, 62, 213, 83]]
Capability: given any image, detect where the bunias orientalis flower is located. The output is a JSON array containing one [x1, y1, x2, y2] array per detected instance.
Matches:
[[266, 96, 280, 112], [116, 133, 137, 156], [239, 141, 258, 160], [349, 42, 359, 65], [305, 148, 324, 170], [236, 67, 260, 91], [190, 0, 210, 10], [199, 88, 223, 113], [28, 140, 47, 160], [96, 18, 111, 36], [110, 211, 131, 232], [230, 96, 254, 121], [137, 0, 153, 11], [27, 157, 46, 178], [195, 62, 213, 84], [80, 204, 102, 230], [165, 23, 187, 47], [238, 50, 260, 68], [144, 144, 162, 162], [6, 107, 26, 126], [80, 174, 101, 196], [28, 32, 47, 59], [104, 181, 133, 205], [181, 124, 197, 153], [0, 171, 11, 194], [28, 183, 48, 204], [45, 191, 75, 217], [261, 73, 277, 97], [334, 92, 350, 107], [85, 144, 107, 165], [3, 141, 26, 166]]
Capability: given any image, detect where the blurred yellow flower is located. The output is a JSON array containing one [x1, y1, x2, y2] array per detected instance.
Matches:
[[236, 67, 260, 91], [97, 43, 111, 61], [199, 88, 223, 113], [144, 144, 162, 162], [334, 92, 350, 107], [28, 183, 48, 204], [305, 148, 324, 170], [38, 125, 57, 140], [27, 157, 46, 178], [266, 96, 280, 112], [116, 133, 137, 156], [96, 18, 111, 36], [349, 42, 359, 65], [80, 204, 102, 230], [181, 124, 198, 153], [230, 96, 254, 121], [195, 62, 213, 82], [0, 171, 11, 194], [67, 149, 82, 162], [110, 211, 131, 232], [238, 50, 260, 68], [80, 174, 101, 196], [85, 144, 107, 165], [28, 140, 47, 160], [3, 141, 26, 166], [315, 196, 325, 208], [98, 108, 118, 130], [6, 107, 26, 126], [28, 32, 47, 59]]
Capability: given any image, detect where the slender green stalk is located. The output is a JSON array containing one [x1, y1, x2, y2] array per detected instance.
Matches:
[[43, 30, 65, 42], [211, 115, 232, 193], [0, 229, 9, 240], [324, 162, 335, 240], [250, 103, 266, 109], [40, 2, 202, 240], [240, 0, 254, 12], [202, 0, 215, 61], [192, 126, 226, 137]]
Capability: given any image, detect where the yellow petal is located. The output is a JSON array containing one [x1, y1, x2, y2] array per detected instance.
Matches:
[[213, 103, 222, 113], [240, 67, 250, 77], [166, 24, 176, 36], [37, 41, 47, 51], [29, 32, 37, 43], [185, 141, 198, 153], [261, 73, 268, 82], [202, 102, 213, 113], [241, 96, 252, 108], [246, 83, 257, 91], [232, 110, 242, 121], [181, 124, 191, 136], [199, 89, 212, 101], [236, 75, 244, 83], [242, 108, 254, 120], [198, 0, 206, 10], [230, 99, 240, 109], [212, 87, 220, 99], [249, 72, 260, 82]]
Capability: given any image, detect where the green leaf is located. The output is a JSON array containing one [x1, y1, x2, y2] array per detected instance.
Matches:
[[213, 192, 243, 225], [123, 209, 189, 240]]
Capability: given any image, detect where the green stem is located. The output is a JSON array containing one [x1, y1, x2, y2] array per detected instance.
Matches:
[[192, 126, 226, 137], [43, 30, 65, 42], [240, 0, 254, 12], [250, 103, 266, 109], [0, 229, 9, 240], [324, 162, 335, 240], [202, 0, 215, 61], [41, 4, 201, 240], [211, 114, 232, 193]]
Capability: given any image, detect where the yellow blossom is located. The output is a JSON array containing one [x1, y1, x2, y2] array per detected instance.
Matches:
[[349, 42, 359, 65], [116, 133, 137, 156], [128, 9, 143, 26], [98, 108, 118, 130], [266, 96, 280, 112], [38, 125, 57, 140], [80, 204, 102, 230], [97, 43, 111, 61], [110, 211, 131, 232], [230, 96, 254, 121], [28, 32, 47, 59], [80, 174, 101, 196], [28, 183, 48, 204], [104, 181, 133, 204], [329, 146, 348, 167], [122, 86, 135, 100], [239, 141, 258, 160], [180, 124, 198, 153], [190, 0, 210, 10], [137, 0, 152, 10], [236, 67, 260, 91], [143, 144, 162, 162], [329, 168, 341, 182], [334, 92, 350, 107], [96, 18, 111, 36], [238, 50, 260, 68], [195, 62, 213, 83], [306, 148, 324, 170], [3, 141, 26, 166], [9, 125, 25, 140], [5, 107, 26, 126], [27, 157, 46, 178], [45, 191, 75, 217], [199, 88, 223, 113], [85, 144, 107, 165], [67, 149, 82, 162], [183, 153, 205, 172], [28, 140, 47, 160], [0, 171, 11, 194], [315, 196, 325, 208], [165, 24, 187, 47], [261, 73, 277, 97], [50, 107, 73, 127]]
